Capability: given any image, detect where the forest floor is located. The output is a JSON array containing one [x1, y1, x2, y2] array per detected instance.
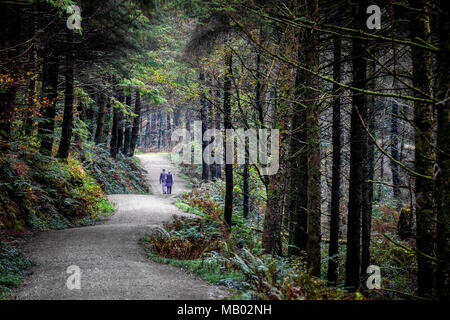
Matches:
[[12, 153, 229, 300]]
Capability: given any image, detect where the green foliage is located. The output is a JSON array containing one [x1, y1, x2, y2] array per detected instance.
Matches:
[[0, 149, 120, 232], [82, 146, 149, 195], [228, 249, 358, 300], [42, 0, 75, 11], [368, 236, 417, 299], [0, 243, 33, 300], [144, 215, 223, 260], [143, 175, 359, 300], [143, 248, 245, 287]]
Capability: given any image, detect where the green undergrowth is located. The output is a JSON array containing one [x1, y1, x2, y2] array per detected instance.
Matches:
[[0, 146, 148, 233], [82, 146, 149, 194], [0, 145, 149, 299], [143, 247, 246, 289], [0, 243, 34, 300], [167, 153, 197, 189], [159, 152, 414, 300], [0, 150, 115, 232], [141, 185, 358, 300]]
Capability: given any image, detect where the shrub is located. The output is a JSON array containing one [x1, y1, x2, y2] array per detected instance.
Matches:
[[0, 149, 115, 232], [148, 216, 223, 260]]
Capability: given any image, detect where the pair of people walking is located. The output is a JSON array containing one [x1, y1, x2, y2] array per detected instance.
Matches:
[[159, 169, 173, 194]]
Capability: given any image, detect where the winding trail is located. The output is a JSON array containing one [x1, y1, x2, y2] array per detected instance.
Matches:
[[14, 154, 229, 300]]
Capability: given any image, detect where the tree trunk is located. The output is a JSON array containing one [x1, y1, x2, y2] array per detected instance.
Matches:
[[410, 0, 436, 298], [223, 51, 233, 232], [94, 93, 107, 145], [129, 91, 141, 156], [158, 110, 163, 151], [24, 1, 38, 137], [361, 59, 376, 277], [263, 23, 295, 257], [123, 94, 131, 156], [378, 122, 385, 202], [304, 0, 321, 277], [255, 48, 268, 188], [117, 111, 124, 154], [436, 0, 450, 300], [390, 99, 402, 201], [102, 98, 112, 144], [199, 73, 210, 180], [110, 107, 119, 159], [75, 102, 87, 146], [110, 91, 125, 159], [166, 112, 171, 149], [345, 0, 368, 291], [57, 32, 75, 160], [243, 160, 249, 219], [39, 47, 59, 156], [288, 31, 308, 255], [0, 4, 20, 152], [327, 36, 342, 285], [209, 97, 217, 180]]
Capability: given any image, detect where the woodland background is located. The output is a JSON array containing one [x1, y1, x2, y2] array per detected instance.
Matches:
[[0, 0, 449, 300]]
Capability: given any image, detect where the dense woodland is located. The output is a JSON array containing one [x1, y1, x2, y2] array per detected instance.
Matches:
[[0, 0, 449, 300]]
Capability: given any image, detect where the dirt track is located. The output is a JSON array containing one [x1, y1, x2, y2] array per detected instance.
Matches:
[[13, 154, 229, 300]]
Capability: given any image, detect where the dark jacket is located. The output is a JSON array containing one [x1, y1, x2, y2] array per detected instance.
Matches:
[[166, 173, 173, 186], [160, 172, 167, 183]]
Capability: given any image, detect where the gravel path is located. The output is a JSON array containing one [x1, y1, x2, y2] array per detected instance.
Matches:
[[13, 154, 229, 300]]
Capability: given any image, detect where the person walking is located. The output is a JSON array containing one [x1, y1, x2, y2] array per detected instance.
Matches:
[[166, 171, 174, 194], [159, 169, 168, 194]]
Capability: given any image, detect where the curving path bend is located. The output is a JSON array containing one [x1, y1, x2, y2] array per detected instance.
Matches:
[[13, 153, 229, 300]]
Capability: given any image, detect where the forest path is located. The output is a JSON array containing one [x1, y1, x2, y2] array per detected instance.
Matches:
[[13, 153, 229, 300]]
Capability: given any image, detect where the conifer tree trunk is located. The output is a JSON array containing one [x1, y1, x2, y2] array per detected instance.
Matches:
[[436, 0, 450, 300], [102, 99, 112, 144], [263, 23, 295, 257], [209, 97, 217, 180], [287, 26, 308, 255], [224, 52, 233, 232], [123, 94, 132, 156], [110, 105, 119, 159], [0, 4, 20, 152], [57, 32, 75, 160], [75, 102, 87, 147], [304, 0, 321, 277], [200, 72, 210, 181], [410, 0, 436, 298], [361, 59, 376, 277], [327, 36, 342, 285], [390, 98, 401, 201], [158, 110, 163, 151], [213, 86, 222, 180], [345, 0, 368, 291], [117, 111, 124, 153], [166, 112, 171, 149], [129, 91, 141, 156], [94, 93, 107, 145], [24, 1, 38, 137], [39, 48, 59, 156], [243, 160, 249, 219]]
